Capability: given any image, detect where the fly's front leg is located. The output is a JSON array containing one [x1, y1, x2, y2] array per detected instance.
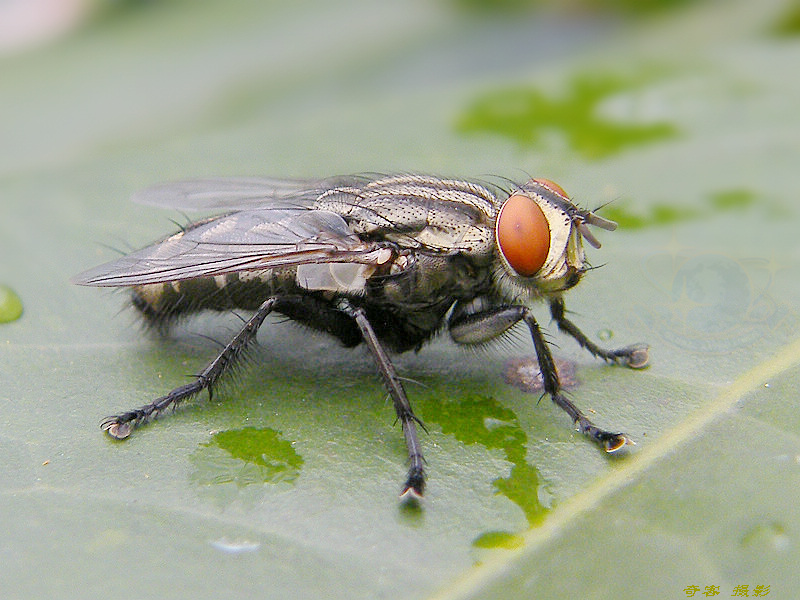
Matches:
[[549, 298, 649, 369], [337, 299, 426, 500], [524, 309, 632, 451], [449, 302, 631, 452], [102, 297, 278, 439]]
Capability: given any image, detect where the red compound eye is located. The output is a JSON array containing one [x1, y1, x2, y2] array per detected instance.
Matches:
[[496, 194, 550, 277], [531, 178, 568, 198]]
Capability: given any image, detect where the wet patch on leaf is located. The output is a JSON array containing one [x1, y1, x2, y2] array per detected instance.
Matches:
[[471, 530, 525, 550], [709, 188, 757, 210], [503, 357, 577, 393], [601, 188, 757, 229], [456, 70, 676, 159], [770, 0, 800, 36], [190, 427, 303, 487], [418, 394, 551, 542]]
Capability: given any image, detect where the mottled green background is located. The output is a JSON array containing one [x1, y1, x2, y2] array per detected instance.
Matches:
[[2, 0, 799, 598]]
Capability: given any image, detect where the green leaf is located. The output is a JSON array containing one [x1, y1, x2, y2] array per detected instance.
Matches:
[[2, 0, 799, 598]]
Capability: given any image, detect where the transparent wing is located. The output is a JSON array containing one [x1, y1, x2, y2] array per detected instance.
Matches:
[[73, 207, 384, 287], [131, 176, 358, 211]]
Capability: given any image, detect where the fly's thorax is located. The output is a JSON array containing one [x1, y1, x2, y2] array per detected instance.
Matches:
[[491, 178, 616, 301], [313, 176, 497, 259], [377, 251, 491, 309]]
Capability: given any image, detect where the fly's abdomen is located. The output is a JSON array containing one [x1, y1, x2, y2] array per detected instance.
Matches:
[[132, 268, 296, 326]]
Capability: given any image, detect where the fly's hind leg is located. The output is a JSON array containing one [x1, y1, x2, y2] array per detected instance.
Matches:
[[549, 298, 649, 369], [102, 297, 278, 439], [336, 299, 426, 500]]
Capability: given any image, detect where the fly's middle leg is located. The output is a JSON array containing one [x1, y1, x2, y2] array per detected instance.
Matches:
[[102, 297, 278, 439], [549, 298, 649, 369], [337, 298, 427, 500]]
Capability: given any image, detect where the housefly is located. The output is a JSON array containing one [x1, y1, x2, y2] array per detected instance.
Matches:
[[73, 174, 649, 499]]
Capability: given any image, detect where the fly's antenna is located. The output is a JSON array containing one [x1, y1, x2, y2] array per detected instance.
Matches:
[[574, 209, 617, 249]]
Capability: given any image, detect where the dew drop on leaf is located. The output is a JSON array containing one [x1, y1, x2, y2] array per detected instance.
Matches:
[[597, 328, 613, 341], [0, 285, 23, 323]]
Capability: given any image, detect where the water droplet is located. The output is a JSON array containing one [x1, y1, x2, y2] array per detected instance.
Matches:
[[0, 285, 23, 323], [190, 427, 303, 487], [209, 538, 261, 554], [597, 328, 613, 341], [741, 521, 790, 551]]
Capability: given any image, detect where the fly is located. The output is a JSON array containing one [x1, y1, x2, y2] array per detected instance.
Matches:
[[73, 174, 649, 500]]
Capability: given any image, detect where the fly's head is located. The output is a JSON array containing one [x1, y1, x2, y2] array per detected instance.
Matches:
[[492, 178, 617, 300]]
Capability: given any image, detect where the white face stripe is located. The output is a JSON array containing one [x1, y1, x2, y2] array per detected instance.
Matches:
[[531, 193, 574, 281]]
